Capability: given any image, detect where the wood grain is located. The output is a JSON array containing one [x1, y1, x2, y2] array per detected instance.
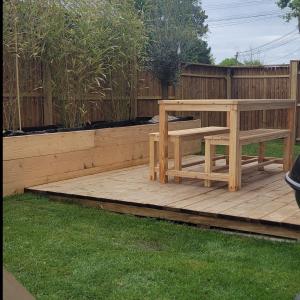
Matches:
[[3, 120, 201, 196], [27, 159, 300, 240]]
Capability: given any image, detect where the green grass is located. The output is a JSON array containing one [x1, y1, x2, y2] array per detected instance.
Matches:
[[3, 194, 300, 300]]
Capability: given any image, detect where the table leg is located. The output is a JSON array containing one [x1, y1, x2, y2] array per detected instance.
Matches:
[[159, 105, 168, 183], [284, 106, 296, 171], [174, 137, 182, 183], [225, 111, 230, 165], [149, 135, 156, 180], [228, 108, 241, 192], [204, 140, 213, 188]]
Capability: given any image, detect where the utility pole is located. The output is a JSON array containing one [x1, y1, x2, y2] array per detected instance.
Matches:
[[235, 52, 239, 62]]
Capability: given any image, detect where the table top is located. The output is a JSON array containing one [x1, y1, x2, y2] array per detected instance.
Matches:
[[158, 99, 296, 112], [159, 99, 295, 105]]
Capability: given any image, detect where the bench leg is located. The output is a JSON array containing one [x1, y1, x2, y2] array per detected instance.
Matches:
[[204, 140, 213, 187], [212, 145, 216, 167], [258, 142, 265, 171], [225, 146, 229, 165], [174, 137, 182, 183], [149, 137, 157, 181], [283, 137, 290, 172]]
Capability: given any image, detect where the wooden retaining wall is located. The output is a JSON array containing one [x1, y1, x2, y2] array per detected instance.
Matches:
[[3, 61, 299, 139], [3, 119, 201, 196]]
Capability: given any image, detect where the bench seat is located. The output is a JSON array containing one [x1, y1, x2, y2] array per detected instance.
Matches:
[[149, 126, 229, 181], [204, 129, 290, 146], [204, 128, 291, 189], [150, 126, 229, 140]]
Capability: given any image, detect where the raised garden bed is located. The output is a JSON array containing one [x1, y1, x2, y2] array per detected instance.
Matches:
[[3, 116, 193, 137], [3, 119, 201, 196]]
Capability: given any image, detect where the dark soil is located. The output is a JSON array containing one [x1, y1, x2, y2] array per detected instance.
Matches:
[[3, 116, 193, 137]]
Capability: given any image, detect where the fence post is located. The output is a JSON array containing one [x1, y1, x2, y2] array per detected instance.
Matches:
[[42, 62, 53, 126], [262, 69, 268, 128], [226, 68, 232, 99], [226, 68, 232, 128], [225, 67, 232, 161], [290, 60, 299, 142]]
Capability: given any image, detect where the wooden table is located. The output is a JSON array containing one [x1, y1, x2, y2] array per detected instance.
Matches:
[[158, 99, 296, 191]]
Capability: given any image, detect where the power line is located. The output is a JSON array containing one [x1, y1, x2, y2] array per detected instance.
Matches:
[[238, 37, 300, 62], [236, 29, 298, 54], [208, 12, 282, 23], [238, 37, 300, 59], [236, 35, 300, 58], [268, 47, 300, 63], [239, 35, 300, 57], [272, 47, 300, 60], [205, 0, 273, 10], [209, 15, 284, 28]]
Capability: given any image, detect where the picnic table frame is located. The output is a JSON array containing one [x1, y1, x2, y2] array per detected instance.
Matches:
[[158, 99, 296, 191]]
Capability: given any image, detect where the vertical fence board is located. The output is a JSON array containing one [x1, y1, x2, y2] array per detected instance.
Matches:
[[3, 60, 299, 137]]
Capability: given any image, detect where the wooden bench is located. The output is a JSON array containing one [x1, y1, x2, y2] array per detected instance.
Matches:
[[204, 128, 291, 188], [149, 126, 229, 182]]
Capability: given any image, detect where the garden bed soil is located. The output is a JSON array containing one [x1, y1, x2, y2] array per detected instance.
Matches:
[[3, 116, 193, 137]]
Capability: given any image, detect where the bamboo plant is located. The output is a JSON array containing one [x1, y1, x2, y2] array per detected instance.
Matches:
[[3, 0, 146, 129]]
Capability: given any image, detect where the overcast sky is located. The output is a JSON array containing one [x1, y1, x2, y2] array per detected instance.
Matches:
[[201, 0, 300, 64]]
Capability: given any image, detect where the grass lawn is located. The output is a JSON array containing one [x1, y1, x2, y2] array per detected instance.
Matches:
[[3, 193, 300, 300]]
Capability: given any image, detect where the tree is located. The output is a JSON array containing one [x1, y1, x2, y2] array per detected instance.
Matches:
[[243, 59, 263, 66], [219, 58, 263, 66], [277, 0, 300, 31], [182, 39, 213, 64], [219, 58, 243, 66], [136, 0, 212, 98]]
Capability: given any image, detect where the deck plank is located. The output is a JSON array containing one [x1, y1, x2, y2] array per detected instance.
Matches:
[[281, 211, 300, 226], [262, 203, 300, 223], [27, 155, 300, 239]]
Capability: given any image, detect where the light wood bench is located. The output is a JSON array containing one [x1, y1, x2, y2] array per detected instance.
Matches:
[[204, 128, 291, 188], [149, 126, 229, 182]]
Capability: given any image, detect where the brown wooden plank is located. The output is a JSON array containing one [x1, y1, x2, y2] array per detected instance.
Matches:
[[3, 120, 201, 196], [28, 192, 300, 240], [25, 158, 300, 239], [262, 202, 300, 223]]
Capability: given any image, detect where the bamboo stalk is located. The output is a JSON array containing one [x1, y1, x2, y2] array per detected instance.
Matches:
[[13, 1, 22, 131]]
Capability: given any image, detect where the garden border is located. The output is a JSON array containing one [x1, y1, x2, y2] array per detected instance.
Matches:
[[3, 119, 201, 196]]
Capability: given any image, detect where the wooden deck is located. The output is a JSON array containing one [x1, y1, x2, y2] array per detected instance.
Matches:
[[26, 156, 300, 240]]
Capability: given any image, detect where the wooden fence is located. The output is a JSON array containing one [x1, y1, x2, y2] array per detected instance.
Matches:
[[3, 60, 300, 140], [137, 61, 300, 139]]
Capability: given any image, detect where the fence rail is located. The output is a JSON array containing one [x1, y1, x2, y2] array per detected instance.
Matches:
[[3, 60, 300, 140]]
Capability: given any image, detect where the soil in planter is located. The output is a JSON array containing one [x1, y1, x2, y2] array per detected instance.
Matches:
[[3, 116, 193, 137]]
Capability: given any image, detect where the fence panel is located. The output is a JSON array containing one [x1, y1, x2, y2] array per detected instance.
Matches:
[[231, 65, 290, 130], [3, 58, 299, 140]]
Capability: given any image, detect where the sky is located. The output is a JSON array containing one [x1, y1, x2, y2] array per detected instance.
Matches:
[[201, 0, 300, 64]]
